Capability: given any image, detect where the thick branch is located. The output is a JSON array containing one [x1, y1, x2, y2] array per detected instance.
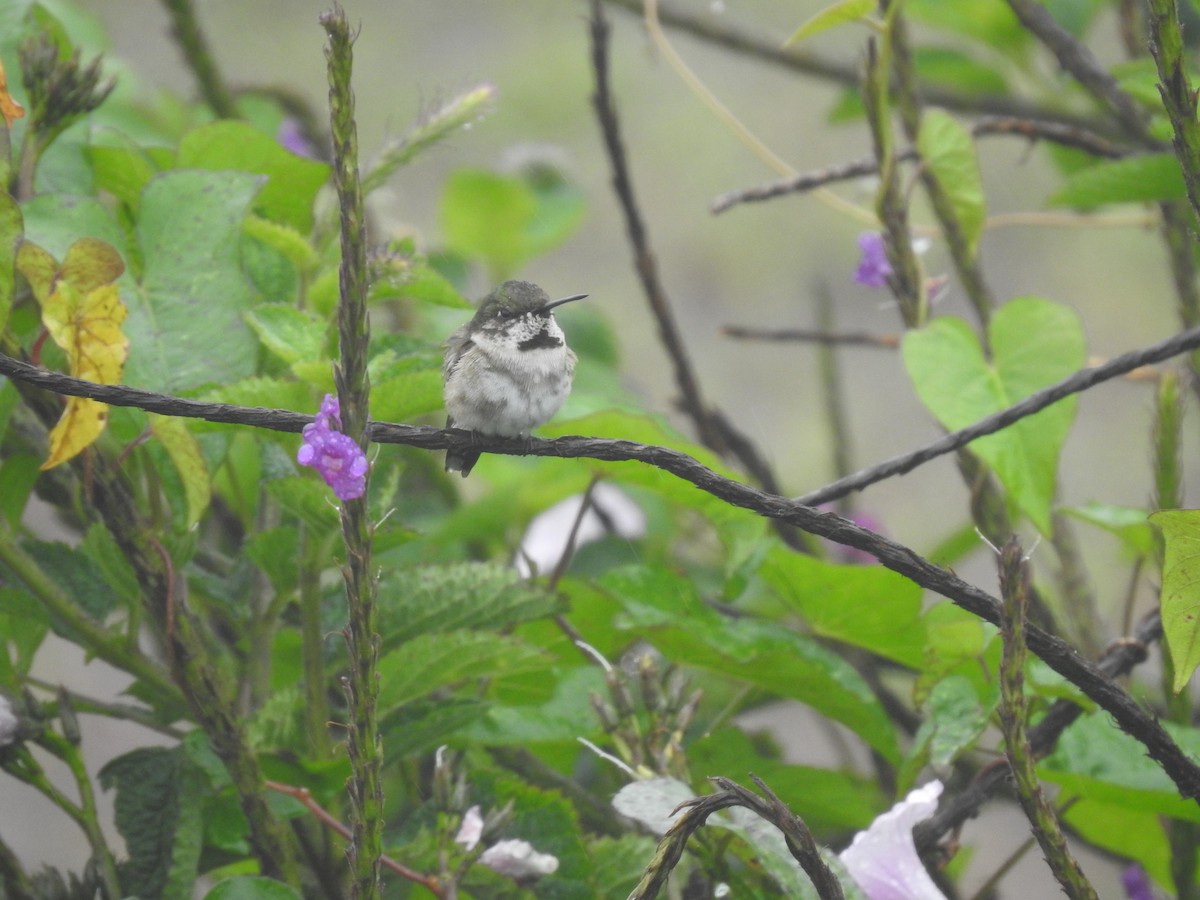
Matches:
[[4, 341, 1200, 800]]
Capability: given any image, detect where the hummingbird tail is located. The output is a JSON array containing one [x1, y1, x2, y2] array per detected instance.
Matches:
[[445, 447, 481, 477]]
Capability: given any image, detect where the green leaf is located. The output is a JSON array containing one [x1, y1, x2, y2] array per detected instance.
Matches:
[[376, 630, 552, 710], [87, 127, 164, 209], [21, 194, 129, 269], [243, 304, 327, 366], [127, 170, 263, 392], [899, 675, 993, 791], [376, 563, 563, 647], [1062, 502, 1156, 558], [603, 565, 899, 763], [690, 727, 881, 831], [0, 587, 50, 676], [759, 546, 926, 667], [913, 47, 1009, 96], [148, 413, 211, 529], [588, 835, 659, 899], [177, 120, 330, 232], [907, 0, 1029, 56], [785, 0, 874, 45], [203, 877, 302, 900], [461, 665, 607, 745], [0, 453, 38, 527], [99, 746, 208, 900], [23, 540, 119, 621], [902, 297, 1086, 533], [918, 110, 986, 257], [1151, 509, 1200, 693], [371, 369, 444, 423], [0, 191, 21, 332], [1049, 153, 1185, 208], [1040, 712, 1200, 823], [242, 215, 318, 273], [439, 168, 585, 278]]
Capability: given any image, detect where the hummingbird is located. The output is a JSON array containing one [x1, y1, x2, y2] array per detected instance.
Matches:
[[442, 280, 588, 476]]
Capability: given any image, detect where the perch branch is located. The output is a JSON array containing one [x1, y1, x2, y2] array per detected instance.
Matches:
[[5, 328, 1200, 800]]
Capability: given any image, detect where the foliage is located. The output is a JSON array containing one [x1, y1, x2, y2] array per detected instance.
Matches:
[[0, 0, 1199, 898]]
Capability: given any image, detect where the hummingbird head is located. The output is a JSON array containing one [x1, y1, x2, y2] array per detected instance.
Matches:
[[471, 280, 588, 334]]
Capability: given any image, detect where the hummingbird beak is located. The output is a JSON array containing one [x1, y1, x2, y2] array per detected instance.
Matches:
[[538, 293, 588, 314]]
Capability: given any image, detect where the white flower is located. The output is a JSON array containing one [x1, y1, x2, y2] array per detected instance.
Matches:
[[455, 805, 484, 851], [454, 804, 559, 880], [838, 780, 948, 900], [0, 695, 17, 747], [479, 839, 559, 877]]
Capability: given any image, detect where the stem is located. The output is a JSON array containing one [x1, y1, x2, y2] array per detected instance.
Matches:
[[158, 0, 238, 118], [38, 731, 121, 898], [0, 525, 178, 706], [299, 527, 333, 759], [887, 4, 995, 328], [997, 540, 1099, 900], [320, 7, 382, 898]]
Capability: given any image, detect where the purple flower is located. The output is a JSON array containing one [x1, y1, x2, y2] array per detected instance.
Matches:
[[839, 781, 947, 900], [297, 394, 368, 500], [1122, 865, 1155, 900], [277, 118, 319, 160], [854, 231, 893, 288]]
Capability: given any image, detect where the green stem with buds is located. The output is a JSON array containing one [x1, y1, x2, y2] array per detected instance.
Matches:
[[321, 6, 383, 897], [997, 540, 1099, 900]]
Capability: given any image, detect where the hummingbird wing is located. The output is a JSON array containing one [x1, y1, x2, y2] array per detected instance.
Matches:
[[442, 325, 473, 382]]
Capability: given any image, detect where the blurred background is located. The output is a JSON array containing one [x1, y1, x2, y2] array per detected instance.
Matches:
[[11, 0, 1193, 895]]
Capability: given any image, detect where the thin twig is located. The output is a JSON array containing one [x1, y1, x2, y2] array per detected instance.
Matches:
[[722, 325, 900, 348], [157, 0, 237, 118], [795, 324, 1200, 507], [266, 780, 445, 897], [711, 116, 1127, 215]]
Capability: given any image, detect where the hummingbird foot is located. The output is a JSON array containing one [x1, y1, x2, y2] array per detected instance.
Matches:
[[444, 417, 484, 478]]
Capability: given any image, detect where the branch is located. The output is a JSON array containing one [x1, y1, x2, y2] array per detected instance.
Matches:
[[722, 325, 900, 349], [266, 780, 444, 897], [711, 116, 1128, 215], [597, 0, 1123, 137], [795, 322, 1200, 507], [915, 607, 1159, 848], [588, 0, 788, 503], [1005, 0, 1153, 143], [5, 334, 1200, 801], [628, 775, 845, 900], [157, 0, 238, 118]]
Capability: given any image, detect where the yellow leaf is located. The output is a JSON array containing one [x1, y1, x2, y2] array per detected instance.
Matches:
[[42, 397, 108, 470], [0, 57, 24, 127], [19, 238, 129, 469]]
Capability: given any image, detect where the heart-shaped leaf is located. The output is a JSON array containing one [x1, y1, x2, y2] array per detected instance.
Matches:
[[903, 297, 1085, 534]]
